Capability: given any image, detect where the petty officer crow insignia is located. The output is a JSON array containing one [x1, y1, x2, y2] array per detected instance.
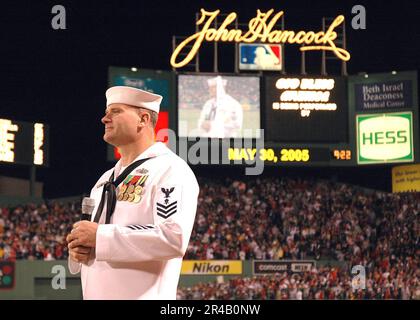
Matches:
[[117, 174, 148, 203], [156, 186, 179, 219]]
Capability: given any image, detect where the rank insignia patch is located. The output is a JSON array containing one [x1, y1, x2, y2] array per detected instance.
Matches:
[[156, 186, 179, 219], [117, 174, 148, 203]]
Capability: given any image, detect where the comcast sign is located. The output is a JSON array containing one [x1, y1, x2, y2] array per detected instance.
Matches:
[[356, 112, 414, 164]]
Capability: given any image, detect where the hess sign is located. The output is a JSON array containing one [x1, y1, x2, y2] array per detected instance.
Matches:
[[357, 112, 414, 164]]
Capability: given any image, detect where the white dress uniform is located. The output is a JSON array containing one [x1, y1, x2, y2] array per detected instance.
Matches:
[[197, 95, 243, 138], [68, 142, 199, 300]]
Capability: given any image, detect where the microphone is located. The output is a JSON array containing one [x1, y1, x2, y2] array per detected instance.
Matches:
[[81, 197, 95, 221]]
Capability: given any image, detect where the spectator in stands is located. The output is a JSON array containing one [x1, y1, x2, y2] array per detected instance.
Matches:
[[1, 176, 418, 299]]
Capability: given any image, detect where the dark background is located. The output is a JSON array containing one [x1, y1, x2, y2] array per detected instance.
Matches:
[[265, 76, 348, 142], [0, 0, 419, 197]]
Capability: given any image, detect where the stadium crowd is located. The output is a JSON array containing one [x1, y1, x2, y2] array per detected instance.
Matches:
[[179, 177, 419, 299], [0, 177, 418, 299], [187, 178, 418, 265], [177, 264, 419, 300], [0, 202, 74, 260]]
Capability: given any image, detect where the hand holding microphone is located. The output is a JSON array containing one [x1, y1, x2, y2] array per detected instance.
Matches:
[[67, 197, 98, 264], [81, 197, 95, 221]]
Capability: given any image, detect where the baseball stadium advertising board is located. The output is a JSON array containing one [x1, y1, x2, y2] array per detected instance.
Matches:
[[170, 9, 350, 69], [181, 260, 243, 275], [356, 112, 414, 164], [253, 260, 316, 275], [348, 71, 418, 112], [351, 71, 419, 167], [392, 163, 420, 193]]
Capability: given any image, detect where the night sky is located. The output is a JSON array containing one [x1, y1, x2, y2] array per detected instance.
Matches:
[[0, 0, 419, 198]]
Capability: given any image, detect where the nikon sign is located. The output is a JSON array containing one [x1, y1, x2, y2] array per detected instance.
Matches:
[[181, 260, 242, 275], [356, 112, 413, 164]]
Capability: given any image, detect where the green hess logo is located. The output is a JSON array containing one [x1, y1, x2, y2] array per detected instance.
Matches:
[[357, 112, 413, 164]]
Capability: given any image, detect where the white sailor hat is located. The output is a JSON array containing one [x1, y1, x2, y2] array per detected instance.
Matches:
[[207, 76, 227, 87], [106, 86, 163, 113]]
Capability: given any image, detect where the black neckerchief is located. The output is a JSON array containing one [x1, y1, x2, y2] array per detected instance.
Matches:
[[93, 157, 153, 224]]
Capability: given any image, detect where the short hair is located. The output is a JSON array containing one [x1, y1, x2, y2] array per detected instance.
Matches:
[[138, 107, 158, 128]]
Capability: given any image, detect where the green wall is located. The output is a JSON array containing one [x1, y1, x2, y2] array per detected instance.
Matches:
[[0, 260, 345, 299], [0, 261, 81, 300]]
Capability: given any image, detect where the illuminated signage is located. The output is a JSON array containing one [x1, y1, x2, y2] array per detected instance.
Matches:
[[239, 43, 282, 71], [177, 137, 356, 168], [221, 145, 344, 165], [332, 149, 352, 161], [356, 112, 414, 164], [228, 147, 310, 163], [272, 77, 337, 117], [177, 74, 260, 139], [0, 118, 49, 166], [264, 75, 347, 143], [0, 119, 19, 163], [34, 123, 44, 165], [181, 260, 242, 275], [171, 9, 350, 68]]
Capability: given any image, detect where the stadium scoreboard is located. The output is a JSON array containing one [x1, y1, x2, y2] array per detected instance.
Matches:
[[107, 67, 419, 167], [224, 146, 352, 165], [175, 141, 354, 167], [0, 118, 49, 166], [264, 75, 348, 143]]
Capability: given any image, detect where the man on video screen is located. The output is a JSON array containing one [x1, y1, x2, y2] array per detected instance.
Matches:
[[197, 76, 243, 138]]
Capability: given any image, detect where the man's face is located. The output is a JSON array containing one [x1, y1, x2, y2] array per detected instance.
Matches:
[[101, 104, 139, 146], [209, 85, 217, 97]]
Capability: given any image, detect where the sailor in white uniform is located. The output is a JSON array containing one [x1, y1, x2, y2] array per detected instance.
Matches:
[[197, 76, 243, 138], [66, 86, 199, 300]]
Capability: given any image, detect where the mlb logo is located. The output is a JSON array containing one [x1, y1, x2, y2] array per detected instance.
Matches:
[[239, 43, 282, 71]]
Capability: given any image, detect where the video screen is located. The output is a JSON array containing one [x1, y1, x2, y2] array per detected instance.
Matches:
[[178, 75, 260, 138], [264, 76, 348, 143]]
